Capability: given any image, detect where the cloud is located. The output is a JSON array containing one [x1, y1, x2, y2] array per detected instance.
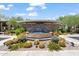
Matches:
[[60, 15, 65, 17], [52, 16, 59, 20], [26, 7, 34, 11], [15, 13, 26, 16], [69, 12, 76, 15], [41, 6, 47, 9], [52, 17, 56, 20], [8, 4, 14, 7], [0, 5, 9, 10], [30, 3, 45, 6], [28, 12, 38, 16], [29, 3, 47, 10], [0, 4, 13, 11]]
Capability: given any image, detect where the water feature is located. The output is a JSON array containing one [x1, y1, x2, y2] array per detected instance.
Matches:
[[26, 32, 52, 40], [26, 23, 52, 40]]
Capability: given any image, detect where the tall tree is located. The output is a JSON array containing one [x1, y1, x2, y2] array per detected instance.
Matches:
[[57, 14, 79, 32], [58, 14, 79, 26], [0, 14, 9, 20]]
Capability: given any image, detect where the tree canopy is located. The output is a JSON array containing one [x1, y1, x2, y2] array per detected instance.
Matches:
[[57, 14, 79, 26], [6, 16, 23, 29]]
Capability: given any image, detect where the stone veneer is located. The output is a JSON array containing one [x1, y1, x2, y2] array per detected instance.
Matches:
[[0, 21, 59, 32], [21, 22, 59, 32]]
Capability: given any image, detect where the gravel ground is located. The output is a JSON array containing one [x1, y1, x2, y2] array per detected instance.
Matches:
[[0, 42, 79, 56], [0, 34, 79, 56]]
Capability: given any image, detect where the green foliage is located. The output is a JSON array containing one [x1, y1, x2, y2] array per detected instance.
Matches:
[[6, 40, 32, 50], [58, 15, 79, 26], [15, 27, 25, 35], [4, 30, 11, 35], [15, 16, 23, 21], [23, 41, 32, 48], [9, 44, 19, 50], [51, 36, 59, 43], [16, 32, 27, 43], [10, 30, 15, 33], [6, 16, 23, 30], [6, 17, 18, 28], [0, 13, 9, 20], [4, 30, 15, 35], [9, 43, 24, 50], [58, 14, 79, 33], [48, 42, 61, 51], [8, 41, 32, 50]]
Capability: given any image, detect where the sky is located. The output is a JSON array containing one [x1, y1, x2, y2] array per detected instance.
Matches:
[[0, 3, 79, 20]]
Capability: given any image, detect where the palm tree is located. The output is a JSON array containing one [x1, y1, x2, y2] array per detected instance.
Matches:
[[6, 16, 24, 30]]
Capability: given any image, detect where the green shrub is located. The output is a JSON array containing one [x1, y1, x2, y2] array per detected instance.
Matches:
[[15, 27, 25, 35], [23, 41, 32, 48], [39, 42, 45, 49], [17, 33, 27, 42], [51, 36, 59, 43], [8, 42, 25, 50], [48, 42, 61, 51], [10, 30, 15, 33], [4, 30, 11, 35], [34, 40, 40, 45], [58, 38, 66, 47], [9, 44, 19, 50], [4, 30, 15, 35]]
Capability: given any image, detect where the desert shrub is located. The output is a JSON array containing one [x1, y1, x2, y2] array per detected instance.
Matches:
[[34, 40, 40, 45], [23, 41, 32, 48], [58, 38, 66, 47], [51, 36, 59, 43], [12, 38, 19, 44], [4, 40, 14, 46], [53, 31, 59, 36], [15, 27, 25, 35], [9, 44, 19, 50], [58, 31, 62, 35], [10, 30, 15, 34], [4, 30, 11, 35], [48, 42, 61, 51], [39, 42, 45, 49], [8, 42, 25, 50], [4, 30, 15, 35], [17, 33, 27, 42], [9, 43, 19, 50], [4, 38, 20, 46]]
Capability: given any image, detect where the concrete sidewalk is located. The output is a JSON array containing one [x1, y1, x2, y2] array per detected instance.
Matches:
[[0, 35, 16, 46], [59, 34, 79, 45], [0, 50, 79, 56]]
